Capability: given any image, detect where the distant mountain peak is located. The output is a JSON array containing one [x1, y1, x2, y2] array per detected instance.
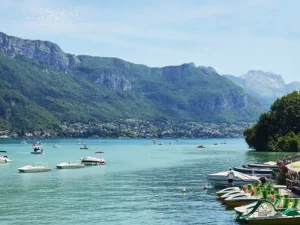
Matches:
[[224, 70, 300, 108]]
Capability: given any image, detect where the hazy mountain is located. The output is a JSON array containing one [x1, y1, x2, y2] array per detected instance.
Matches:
[[0, 32, 263, 131], [224, 70, 300, 108]]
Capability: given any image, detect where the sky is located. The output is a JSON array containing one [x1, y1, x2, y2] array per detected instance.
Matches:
[[0, 0, 299, 83]]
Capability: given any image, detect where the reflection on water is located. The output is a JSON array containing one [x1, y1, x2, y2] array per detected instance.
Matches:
[[245, 150, 299, 165]]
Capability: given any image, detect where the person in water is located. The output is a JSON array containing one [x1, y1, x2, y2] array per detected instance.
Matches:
[[227, 168, 235, 187]]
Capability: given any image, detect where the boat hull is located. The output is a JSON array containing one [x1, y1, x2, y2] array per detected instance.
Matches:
[[56, 164, 85, 169], [246, 216, 300, 225], [208, 179, 256, 187], [18, 168, 52, 173], [247, 163, 278, 170], [216, 187, 241, 197], [81, 161, 106, 166], [31, 152, 43, 154], [234, 201, 258, 215], [224, 198, 258, 207], [0, 159, 12, 163]]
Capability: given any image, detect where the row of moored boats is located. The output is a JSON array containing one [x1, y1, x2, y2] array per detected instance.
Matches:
[[209, 161, 300, 224], [0, 147, 106, 173]]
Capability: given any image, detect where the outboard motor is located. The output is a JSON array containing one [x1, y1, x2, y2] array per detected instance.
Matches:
[[259, 176, 266, 184]]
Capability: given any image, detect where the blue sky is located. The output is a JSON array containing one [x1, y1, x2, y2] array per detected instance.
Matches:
[[0, 0, 299, 82]]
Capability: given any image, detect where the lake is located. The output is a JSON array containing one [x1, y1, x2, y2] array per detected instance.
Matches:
[[0, 138, 284, 225]]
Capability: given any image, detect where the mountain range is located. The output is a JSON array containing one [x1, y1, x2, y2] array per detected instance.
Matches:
[[0, 32, 267, 131], [224, 71, 300, 108]]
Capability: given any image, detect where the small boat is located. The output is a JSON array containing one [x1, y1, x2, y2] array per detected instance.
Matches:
[[207, 170, 261, 187], [56, 161, 85, 169], [224, 192, 259, 207], [216, 187, 241, 197], [197, 145, 205, 148], [246, 161, 278, 170], [80, 145, 89, 150], [53, 144, 60, 148], [0, 151, 12, 163], [237, 199, 300, 224], [18, 162, 52, 173], [81, 152, 106, 165], [21, 140, 27, 144], [233, 167, 273, 177], [234, 201, 258, 215], [220, 190, 245, 202], [31, 146, 44, 154]]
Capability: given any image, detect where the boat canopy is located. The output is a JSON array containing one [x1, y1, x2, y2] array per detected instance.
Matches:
[[0, 151, 7, 153]]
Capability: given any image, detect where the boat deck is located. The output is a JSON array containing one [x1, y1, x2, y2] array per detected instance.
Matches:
[[279, 187, 300, 198]]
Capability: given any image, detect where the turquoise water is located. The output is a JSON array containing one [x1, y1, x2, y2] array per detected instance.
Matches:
[[0, 138, 283, 225]]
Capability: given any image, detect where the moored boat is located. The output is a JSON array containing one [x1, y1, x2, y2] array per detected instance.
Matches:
[[237, 199, 300, 224], [246, 161, 278, 170], [216, 187, 241, 197], [220, 190, 245, 202], [224, 192, 259, 207], [81, 152, 106, 165], [233, 167, 273, 177], [56, 161, 85, 169], [207, 170, 261, 187], [234, 201, 258, 215], [18, 162, 52, 173]]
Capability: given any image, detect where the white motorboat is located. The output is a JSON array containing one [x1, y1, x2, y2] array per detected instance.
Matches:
[[223, 192, 259, 207], [233, 167, 273, 177], [220, 190, 245, 202], [216, 187, 241, 197], [31, 146, 44, 154], [246, 161, 278, 169], [81, 152, 106, 165], [53, 144, 61, 148], [56, 161, 85, 169], [0, 151, 12, 163], [234, 201, 258, 215], [18, 162, 52, 173], [207, 170, 261, 187]]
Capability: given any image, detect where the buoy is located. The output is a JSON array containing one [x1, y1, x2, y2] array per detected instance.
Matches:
[[204, 185, 208, 189], [182, 188, 186, 192]]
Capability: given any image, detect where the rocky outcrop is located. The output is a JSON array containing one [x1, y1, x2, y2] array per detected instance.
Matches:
[[0, 32, 80, 71], [94, 72, 131, 90]]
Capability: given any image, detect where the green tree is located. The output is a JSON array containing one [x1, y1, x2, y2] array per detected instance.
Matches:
[[244, 91, 300, 152]]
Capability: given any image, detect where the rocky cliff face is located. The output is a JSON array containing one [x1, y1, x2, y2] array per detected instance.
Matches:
[[0, 32, 80, 71], [0, 32, 134, 90], [94, 72, 132, 90]]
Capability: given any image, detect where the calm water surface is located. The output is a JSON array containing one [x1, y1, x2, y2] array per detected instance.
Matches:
[[0, 138, 284, 225]]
